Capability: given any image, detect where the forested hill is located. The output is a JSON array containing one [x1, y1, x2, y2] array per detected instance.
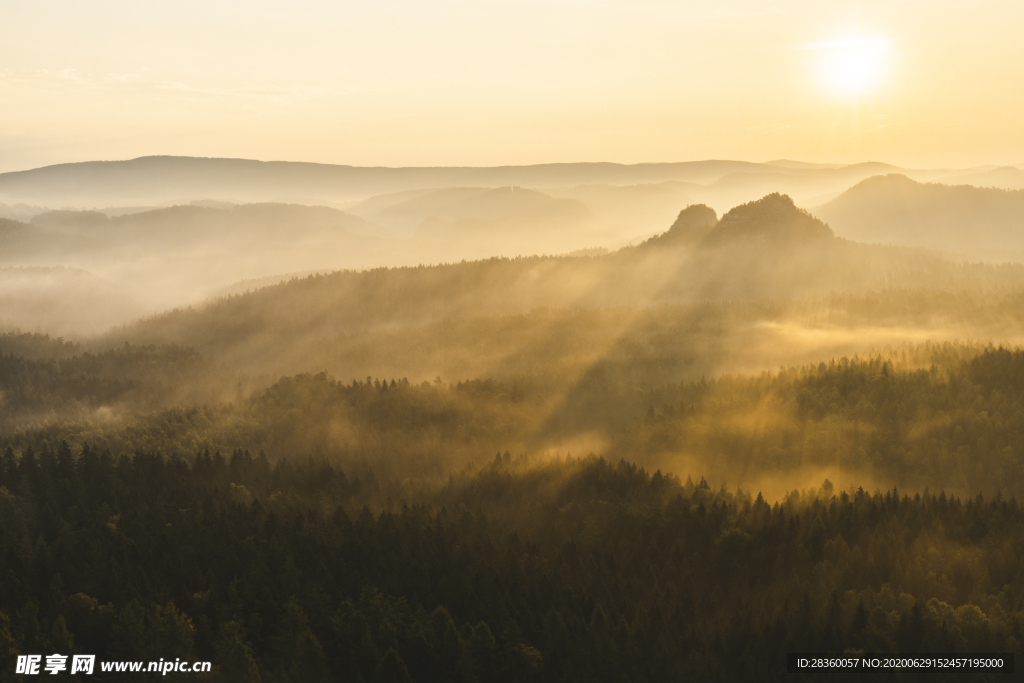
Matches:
[[635, 203, 718, 249], [3, 203, 374, 257], [2, 448, 1023, 682], [635, 194, 832, 250], [104, 193, 1024, 377], [701, 192, 833, 246], [8, 334, 1024, 501], [817, 174, 1024, 255], [3, 344, 1024, 680]]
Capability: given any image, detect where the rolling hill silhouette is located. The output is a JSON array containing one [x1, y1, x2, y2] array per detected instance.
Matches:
[[0, 156, 770, 206], [816, 174, 1024, 256], [0, 203, 380, 262], [941, 166, 1024, 191], [0, 155, 951, 211], [349, 186, 591, 239], [701, 193, 833, 246]]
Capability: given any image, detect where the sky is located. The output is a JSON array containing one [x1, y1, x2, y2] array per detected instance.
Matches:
[[2, 0, 1023, 173]]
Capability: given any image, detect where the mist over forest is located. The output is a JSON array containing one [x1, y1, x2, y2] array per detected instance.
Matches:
[[2, 156, 1023, 335], [3, 155, 1024, 680]]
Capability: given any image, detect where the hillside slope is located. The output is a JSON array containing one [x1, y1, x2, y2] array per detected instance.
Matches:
[[104, 194, 1024, 379], [816, 174, 1024, 257]]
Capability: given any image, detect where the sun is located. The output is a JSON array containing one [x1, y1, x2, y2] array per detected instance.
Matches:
[[817, 37, 890, 98]]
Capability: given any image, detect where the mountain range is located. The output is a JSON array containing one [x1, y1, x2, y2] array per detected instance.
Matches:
[[3, 156, 1024, 339], [817, 174, 1024, 258], [0, 155, 971, 210], [103, 193, 1024, 381]]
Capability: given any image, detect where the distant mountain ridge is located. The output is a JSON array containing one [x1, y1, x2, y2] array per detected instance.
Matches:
[[0, 202, 397, 327], [0, 155, 931, 208], [0, 156, 769, 205], [940, 166, 1024, 191], [349, 186, 591, 238], [816, 174, 1024, 256], [7, 202, 374, 248]]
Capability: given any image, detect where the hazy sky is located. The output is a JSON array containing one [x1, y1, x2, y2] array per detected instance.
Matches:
[[2, 0, 1022, 172]]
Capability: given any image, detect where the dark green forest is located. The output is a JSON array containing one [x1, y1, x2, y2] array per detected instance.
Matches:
[[3, 329, 1024, 680], [1, 446, 1021, 682], [6, 333, 1024, 499]]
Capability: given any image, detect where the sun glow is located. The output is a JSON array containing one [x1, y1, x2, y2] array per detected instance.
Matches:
[[816, 36, 890, 98]]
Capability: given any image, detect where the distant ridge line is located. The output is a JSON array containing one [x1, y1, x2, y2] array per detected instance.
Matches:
[[0, 157, 788, 205], [5, 155, 778, 175]]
